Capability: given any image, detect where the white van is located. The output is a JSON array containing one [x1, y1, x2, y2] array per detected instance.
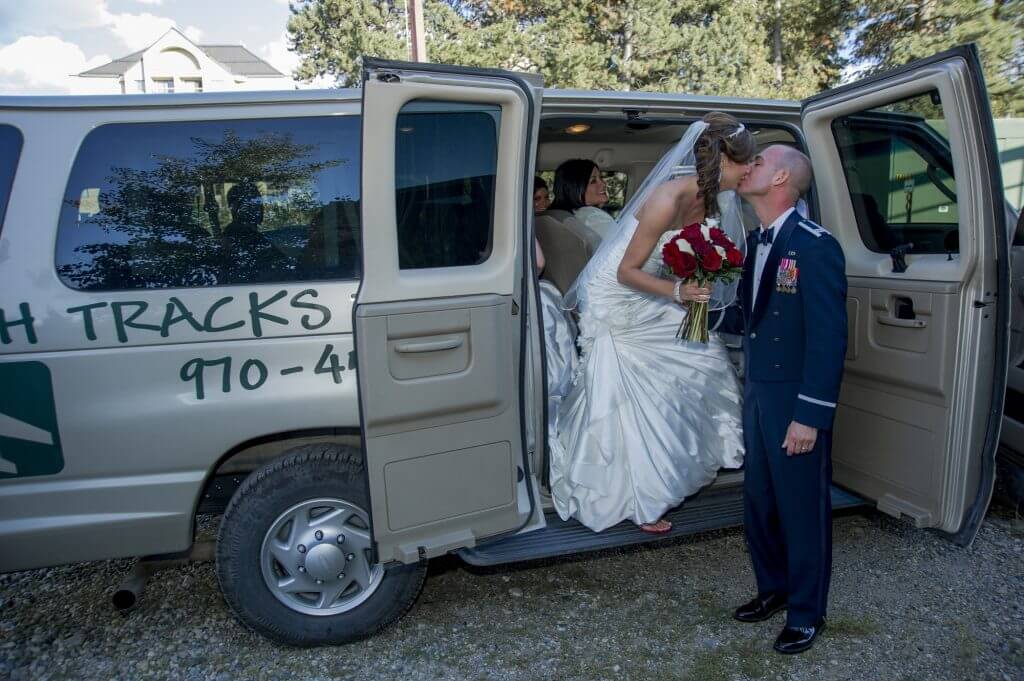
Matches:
[[0, 45, 1017, 646]]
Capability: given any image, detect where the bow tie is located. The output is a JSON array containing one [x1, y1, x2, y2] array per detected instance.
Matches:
[[757, 228, 774, 246]]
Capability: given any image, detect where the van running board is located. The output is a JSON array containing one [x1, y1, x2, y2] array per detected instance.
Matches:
[[458, 484, 865, 567]]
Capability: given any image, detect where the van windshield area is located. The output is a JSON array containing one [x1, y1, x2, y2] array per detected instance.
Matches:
[[0, 124, 23, 238], [55, 116, 362, 292]]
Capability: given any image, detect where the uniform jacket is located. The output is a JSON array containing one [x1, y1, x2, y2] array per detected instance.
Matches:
[[719, 209, 848, 430]]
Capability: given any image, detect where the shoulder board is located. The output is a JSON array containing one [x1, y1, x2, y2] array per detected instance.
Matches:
[[798, 220, 830, 238]]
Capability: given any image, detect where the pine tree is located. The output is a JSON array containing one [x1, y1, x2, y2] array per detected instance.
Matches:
[[285, 0, 857, 98], [850, 0, 1023, 116]]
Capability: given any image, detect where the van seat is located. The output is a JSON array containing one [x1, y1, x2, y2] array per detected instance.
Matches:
[[535, 209, 602, 294]]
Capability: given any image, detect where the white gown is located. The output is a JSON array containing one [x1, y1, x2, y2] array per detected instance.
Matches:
[[548, 219, 745, 532]]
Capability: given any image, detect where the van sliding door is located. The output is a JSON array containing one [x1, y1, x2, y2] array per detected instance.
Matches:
[[355, 60, 542, 564]]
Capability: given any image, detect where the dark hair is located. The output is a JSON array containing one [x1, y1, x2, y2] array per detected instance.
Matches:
[[534, 176, 548, 192], [694, 111, 756, 218], [550, 159, 598, 212]]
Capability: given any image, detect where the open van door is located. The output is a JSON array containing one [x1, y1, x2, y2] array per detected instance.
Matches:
[[802, 45, 1008, 546], [355, 60, 542, 564]]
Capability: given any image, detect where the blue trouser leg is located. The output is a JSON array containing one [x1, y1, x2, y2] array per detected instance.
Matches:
[[760, 388, 833, 627], [742, 385, 787, 598]]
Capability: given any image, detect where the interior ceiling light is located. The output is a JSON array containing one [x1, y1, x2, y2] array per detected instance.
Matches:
[[565, 123, 591, 134]]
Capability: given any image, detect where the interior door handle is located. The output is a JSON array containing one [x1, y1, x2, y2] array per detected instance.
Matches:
[[877, 316, 927, 329], [394, 337, 464, 353]]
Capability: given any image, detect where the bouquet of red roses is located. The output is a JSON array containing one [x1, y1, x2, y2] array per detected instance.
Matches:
[[661, 219, 744, 343]]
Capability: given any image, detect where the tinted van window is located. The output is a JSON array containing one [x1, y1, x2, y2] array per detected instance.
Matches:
[[395, 102, 499, 269], [0, 125, 23, 237], [832, 90, 958, 254], [57, 116, 361, 291]]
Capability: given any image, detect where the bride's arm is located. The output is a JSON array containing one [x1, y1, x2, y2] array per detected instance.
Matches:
[[616, 185, 709, 303]]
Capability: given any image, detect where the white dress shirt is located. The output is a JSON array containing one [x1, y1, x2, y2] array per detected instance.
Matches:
[[752, 206, 796, 308]]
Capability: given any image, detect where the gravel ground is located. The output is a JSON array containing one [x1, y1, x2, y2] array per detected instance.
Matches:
[[1, 499, 1022, 681]]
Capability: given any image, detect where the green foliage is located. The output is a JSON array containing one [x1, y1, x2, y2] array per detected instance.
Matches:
[[286, 0, 857, 96], [851, 0, 1024, 116], [286, 0, 1021, 110]]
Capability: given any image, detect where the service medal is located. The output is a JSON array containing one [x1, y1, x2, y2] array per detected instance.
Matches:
[[776, 258, 798, 293]]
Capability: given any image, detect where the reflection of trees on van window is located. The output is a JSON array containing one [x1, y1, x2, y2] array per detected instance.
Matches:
[[56, 117, 362, 291], [394, 107, 499, 270]]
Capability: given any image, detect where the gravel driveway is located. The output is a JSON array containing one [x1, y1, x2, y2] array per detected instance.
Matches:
[[2, 500, 1022, 681]]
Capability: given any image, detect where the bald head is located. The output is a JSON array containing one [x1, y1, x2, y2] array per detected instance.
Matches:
[[768, 145, 812, 198]]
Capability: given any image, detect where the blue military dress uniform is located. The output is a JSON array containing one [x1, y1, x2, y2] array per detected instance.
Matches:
[[722, 208, 848, 628]]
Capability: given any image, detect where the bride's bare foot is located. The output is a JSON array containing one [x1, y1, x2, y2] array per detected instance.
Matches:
[[639, 518, 673, 534]]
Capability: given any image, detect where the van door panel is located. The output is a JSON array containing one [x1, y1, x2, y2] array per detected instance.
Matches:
[[802, 45, 1008, 545], [356, 61, 542, 564]]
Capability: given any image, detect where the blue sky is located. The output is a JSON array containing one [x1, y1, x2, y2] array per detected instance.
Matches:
[[0, 0, 303, 94]]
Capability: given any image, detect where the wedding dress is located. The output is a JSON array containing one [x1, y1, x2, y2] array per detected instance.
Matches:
[[546, 121, 745, 532]]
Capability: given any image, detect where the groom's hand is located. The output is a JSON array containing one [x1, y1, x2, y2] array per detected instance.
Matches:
[[782, 421, 817, 456]]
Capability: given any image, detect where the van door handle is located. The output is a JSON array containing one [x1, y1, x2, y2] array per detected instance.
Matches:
[[394, 337, 464, 353], [877, 315, 927, 329]]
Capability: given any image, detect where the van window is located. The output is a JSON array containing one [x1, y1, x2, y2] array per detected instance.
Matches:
[[56, 116, 361, 291], [395, 102, 499, 269], [0, 125, 23, 237], [832, 89, 959, 254]]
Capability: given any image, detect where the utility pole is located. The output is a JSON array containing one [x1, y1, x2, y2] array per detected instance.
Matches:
[[407, 0, 427, 62]]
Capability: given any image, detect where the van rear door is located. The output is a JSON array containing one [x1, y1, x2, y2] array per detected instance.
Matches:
[[355, 60, 542, 564], [801, 44, 1008, 546]]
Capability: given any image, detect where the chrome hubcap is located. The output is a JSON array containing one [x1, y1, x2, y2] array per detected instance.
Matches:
[[260, 498, 383, 616]]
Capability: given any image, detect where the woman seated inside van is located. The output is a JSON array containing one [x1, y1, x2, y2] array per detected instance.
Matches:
[[550, 159, 618, 241]]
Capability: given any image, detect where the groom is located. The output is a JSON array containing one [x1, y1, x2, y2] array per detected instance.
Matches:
[[726, 145, 848, 654]]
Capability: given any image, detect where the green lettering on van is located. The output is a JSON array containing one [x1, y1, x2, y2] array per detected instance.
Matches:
[[0, 361, 64, 478]]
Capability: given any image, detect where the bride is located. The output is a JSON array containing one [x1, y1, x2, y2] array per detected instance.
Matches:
[[548, 111, 755, 533]]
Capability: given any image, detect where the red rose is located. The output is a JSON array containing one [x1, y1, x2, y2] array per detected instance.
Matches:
[[726, 248, 743, 267], [681, 224, 703, 241], [709, 227, 731, 247], [691, 238, 712, 258], [678, 252, 698, 279], [662, 242, 683, 274], [703, 248, 723, 272]]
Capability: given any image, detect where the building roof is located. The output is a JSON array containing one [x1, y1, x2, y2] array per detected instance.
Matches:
[[78, 49, 147, 77], [196, 45, 285, 77], [78, 35, 286, 79]]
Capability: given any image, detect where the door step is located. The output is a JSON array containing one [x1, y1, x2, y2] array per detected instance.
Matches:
[[458, 484, 865, 567]]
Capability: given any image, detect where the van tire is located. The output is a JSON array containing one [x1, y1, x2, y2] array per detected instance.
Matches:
[[215, 443, 426, 646]]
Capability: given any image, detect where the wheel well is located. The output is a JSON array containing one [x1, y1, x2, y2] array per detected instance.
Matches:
[[194, 428, 363, 516]]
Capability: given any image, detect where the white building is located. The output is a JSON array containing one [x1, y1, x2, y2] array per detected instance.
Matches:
[[76, 27, 293, 94]]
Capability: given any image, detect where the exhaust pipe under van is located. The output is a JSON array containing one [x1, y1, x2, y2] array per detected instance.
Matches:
[[112, 540, 215, 611]]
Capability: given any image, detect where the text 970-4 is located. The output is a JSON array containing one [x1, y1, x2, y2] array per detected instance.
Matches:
[[179, 344, 354, 401]]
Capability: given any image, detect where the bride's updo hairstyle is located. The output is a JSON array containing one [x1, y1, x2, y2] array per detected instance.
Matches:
[[694, 111, 755, 218]]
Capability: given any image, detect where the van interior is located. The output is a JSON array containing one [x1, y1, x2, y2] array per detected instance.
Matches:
[[457, 90, 995, 566]]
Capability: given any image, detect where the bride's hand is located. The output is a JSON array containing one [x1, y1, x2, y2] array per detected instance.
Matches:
[[677, 282, 712, 303]]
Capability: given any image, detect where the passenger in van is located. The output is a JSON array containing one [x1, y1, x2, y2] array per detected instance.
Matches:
[[548, 112, 753, 535], [221, 180, 293, 283], [549, 159, 618, 241], [534, 175, 551, 214]]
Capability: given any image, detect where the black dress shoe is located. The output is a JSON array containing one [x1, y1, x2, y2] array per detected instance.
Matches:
[[773, 619, 825, 654], [733, 593, 787, 623]]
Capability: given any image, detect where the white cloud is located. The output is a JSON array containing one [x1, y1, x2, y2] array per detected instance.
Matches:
[[0, 1, 110, 36], [136, 0, 164, 5], [0, 2, 202, 52], [0, 35, 109, 94], [260, 33, 331, 88], [261, 33, 299, 76], [104, 12, 177, 50]]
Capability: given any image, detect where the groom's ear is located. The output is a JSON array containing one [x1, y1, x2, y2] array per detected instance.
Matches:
[[773, 167, 791, 188]]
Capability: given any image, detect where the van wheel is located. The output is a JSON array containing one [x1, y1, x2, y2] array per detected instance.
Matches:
[[216, 443, 426, 646]]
